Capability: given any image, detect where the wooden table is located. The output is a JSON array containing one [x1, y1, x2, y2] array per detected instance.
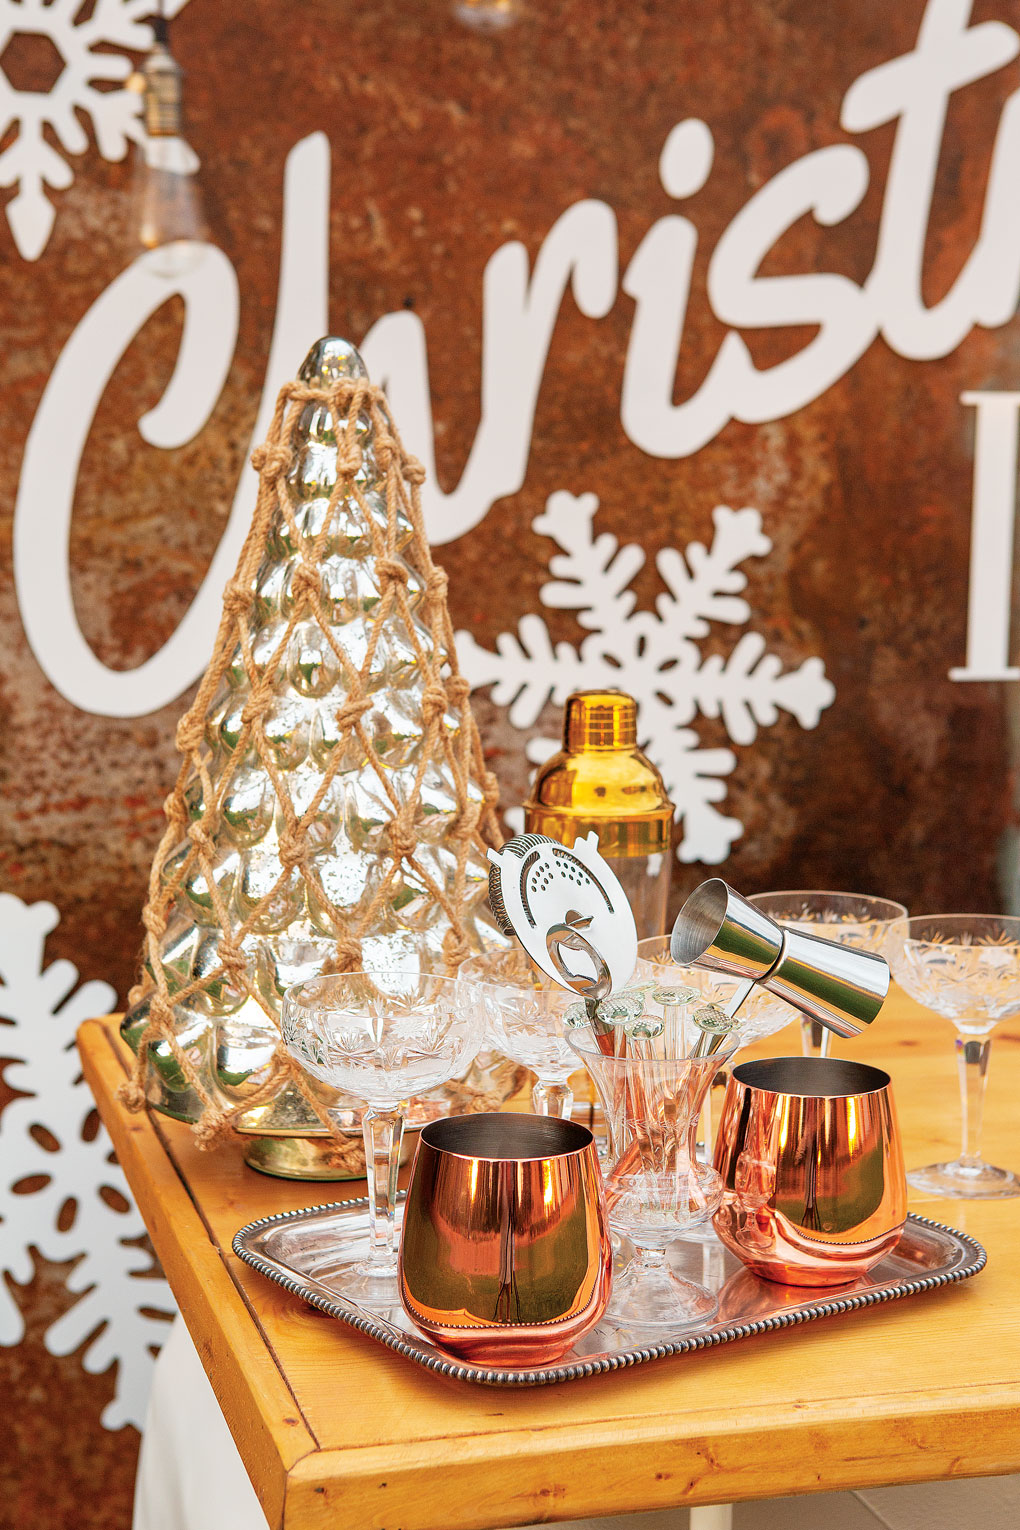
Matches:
[[79, 993, 1020, 1530]]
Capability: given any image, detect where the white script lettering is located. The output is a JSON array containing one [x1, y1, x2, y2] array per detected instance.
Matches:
[[13, 0, 1020, 716]]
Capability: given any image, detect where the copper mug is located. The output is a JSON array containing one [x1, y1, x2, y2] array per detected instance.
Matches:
[[399, 1113, 612, 1365], [713, 1057, 907, 1287]]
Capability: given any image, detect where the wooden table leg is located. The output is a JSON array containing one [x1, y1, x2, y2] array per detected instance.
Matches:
[[690, 1506, 733, 1530]]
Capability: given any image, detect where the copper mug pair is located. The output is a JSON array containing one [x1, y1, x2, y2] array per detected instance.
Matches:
[[397, 1059, 905, 1367], [714, 1056, 908, 1286], [399, 1113, 612, 1364]]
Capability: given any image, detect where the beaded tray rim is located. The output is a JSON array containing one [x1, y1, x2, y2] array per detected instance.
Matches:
[[232, 1198, 986, 1387]]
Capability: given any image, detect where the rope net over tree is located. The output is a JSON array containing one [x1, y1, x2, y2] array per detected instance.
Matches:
[[120, 337, 510, 1165]]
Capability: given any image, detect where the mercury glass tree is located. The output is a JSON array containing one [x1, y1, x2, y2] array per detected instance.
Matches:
[[121, 337, 512, 1177]]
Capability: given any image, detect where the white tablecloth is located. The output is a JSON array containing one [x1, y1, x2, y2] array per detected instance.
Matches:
[[134, 1318, 268, 1530]]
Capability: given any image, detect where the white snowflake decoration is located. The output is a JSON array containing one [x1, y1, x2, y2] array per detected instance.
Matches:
[[0, 0, 192, 260], [457, 491, 836, 864], [0, 892, 175, 1429]]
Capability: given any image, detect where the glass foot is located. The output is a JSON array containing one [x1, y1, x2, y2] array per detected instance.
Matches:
[[669, 1218, 721, 1247], [907, 1159, 1020, 1200], [332, 1260, 402, 1309], [608, 1255, 718, 1330]]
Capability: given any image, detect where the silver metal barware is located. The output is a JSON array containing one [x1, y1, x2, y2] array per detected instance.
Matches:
[[671, 879, 889, 1040], [233, 1198, 986, 1382]]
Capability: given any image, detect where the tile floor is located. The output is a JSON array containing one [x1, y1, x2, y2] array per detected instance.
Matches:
[[526, 1474, 1020, 1530]]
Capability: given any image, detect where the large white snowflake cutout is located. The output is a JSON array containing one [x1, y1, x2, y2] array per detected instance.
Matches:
[[0, 0, 191, 260], [0, 892, 175, 1429], [457, 492, 836, 864]]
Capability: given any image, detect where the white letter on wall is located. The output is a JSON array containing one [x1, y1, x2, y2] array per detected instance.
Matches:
[[623, 133, 871, 457], [13, 245, 239, 717], [950, 391, 1020, 682], [842, 0, 1020, 360], [707, 144, 873, 425], [14, 132, 330, 718], [364, 198, 618, 545], [621, 120, 719, 457]]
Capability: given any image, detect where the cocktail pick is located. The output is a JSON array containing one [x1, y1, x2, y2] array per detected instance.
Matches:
[[690, 1003, 741, 1059], [564, 992, 663, 1061], [650, 985, 699, 1057], [671, 878, 889, 1041]]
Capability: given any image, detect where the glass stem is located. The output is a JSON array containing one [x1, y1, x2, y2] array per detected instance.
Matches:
[[362, 1105, 405, 1272], [801, 1017, 827, 1057], [636, 1245, 668, 1274], [956, 1034, 992, 1168], [532, 1078, 574, 1119]]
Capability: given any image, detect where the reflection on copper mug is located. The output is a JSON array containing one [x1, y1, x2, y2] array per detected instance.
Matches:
[[713, 1057, 907, 1287], [399, 1113, 612, 1365]]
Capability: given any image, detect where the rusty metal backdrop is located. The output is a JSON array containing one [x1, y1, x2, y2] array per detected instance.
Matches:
[[2, 3, 1019, 1525]]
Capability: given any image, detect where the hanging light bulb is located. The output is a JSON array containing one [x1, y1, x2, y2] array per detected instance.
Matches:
[[452, 0, 523, 32], [128, 9, 209, 277]]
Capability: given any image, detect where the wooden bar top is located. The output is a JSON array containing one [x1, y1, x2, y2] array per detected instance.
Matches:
[[79, 995, 1020, 1530]]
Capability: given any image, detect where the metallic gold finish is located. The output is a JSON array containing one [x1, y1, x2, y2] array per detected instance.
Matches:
[[525, 690, 672, 856], [242, 1129, 416, 1181], [399, 1113, 611, 1364], [713, 1056, 907, 1287], [524, 689, 673, 938], [564, 691, 637, 751]]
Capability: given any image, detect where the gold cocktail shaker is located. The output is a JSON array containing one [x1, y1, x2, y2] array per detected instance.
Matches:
[[524, 690, 673, 939]]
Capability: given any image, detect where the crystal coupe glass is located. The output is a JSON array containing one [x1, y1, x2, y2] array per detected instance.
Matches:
[[749, 892, 907, 1057], [282, 970, 484, 1302], [568, 1025, 735, 1329], [889, 915, 1020, 1199], [458, 947, 578, 1119]]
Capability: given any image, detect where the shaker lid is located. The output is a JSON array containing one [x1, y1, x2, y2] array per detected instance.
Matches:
[[563, 690, 637, 751], [526, 688, 673, 852]]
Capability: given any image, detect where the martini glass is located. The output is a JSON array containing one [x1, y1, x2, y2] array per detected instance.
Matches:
[[568, 1025, 732, 1329], [749, 892, 906, 1057], [633, 934, 797, 1164], [888, 915, 1020, 1198], [457, 946, 577, 1119], [282, 970, 484, 1303]]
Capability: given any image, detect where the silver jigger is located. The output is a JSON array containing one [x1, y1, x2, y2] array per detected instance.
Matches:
[[671, 879, 784, 980], [671, 879, 889, 1040]]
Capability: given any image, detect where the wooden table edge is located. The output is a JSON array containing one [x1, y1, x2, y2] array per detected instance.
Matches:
[[281, 1413, 1020, 1530], [77, 1016, 318, 1529]]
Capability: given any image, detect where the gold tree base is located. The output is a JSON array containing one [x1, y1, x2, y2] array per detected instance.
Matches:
[[240, 1130, 413, 1181]]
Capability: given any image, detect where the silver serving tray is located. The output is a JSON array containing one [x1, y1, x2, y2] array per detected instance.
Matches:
[[232, 1198, 986, 1386]]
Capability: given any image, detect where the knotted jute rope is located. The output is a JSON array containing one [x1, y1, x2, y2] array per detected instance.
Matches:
[[120, 372, 505, 1157]]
